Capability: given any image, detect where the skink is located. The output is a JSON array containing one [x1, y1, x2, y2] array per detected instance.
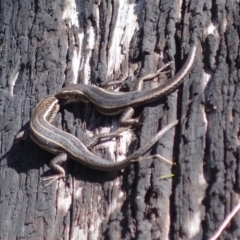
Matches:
[[55, 44, 196, 126], [29, 95, 178, 184]]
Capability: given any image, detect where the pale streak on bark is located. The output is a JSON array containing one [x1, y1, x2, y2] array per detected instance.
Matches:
[[108, 1, 139, 77]]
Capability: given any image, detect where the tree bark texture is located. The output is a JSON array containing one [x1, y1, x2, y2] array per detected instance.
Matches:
[[0, 0, 239, 239]]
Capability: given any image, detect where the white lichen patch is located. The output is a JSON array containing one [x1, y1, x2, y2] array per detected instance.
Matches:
[[185, 211, 202, 238], [205, 22, 219, 37], [202, 71, 211, 89], [10, 71, 19, 95], [74, 185, 83, 199]]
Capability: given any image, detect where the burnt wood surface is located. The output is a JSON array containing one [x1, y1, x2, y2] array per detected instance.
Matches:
[[0, 0, 239, 239]]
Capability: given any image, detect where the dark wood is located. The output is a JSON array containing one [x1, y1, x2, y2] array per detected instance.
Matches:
[[0, 0, 239, 239]]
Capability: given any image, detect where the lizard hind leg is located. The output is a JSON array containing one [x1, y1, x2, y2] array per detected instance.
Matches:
[[43, 152, 68, 187], [119, 107, 139, 127]]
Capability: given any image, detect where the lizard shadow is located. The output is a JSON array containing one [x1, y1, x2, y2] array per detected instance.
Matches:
[[3, 121, 53, 175]]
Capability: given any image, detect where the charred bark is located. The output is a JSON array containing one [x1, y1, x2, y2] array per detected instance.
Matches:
[[0, 0, 239, 239]]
